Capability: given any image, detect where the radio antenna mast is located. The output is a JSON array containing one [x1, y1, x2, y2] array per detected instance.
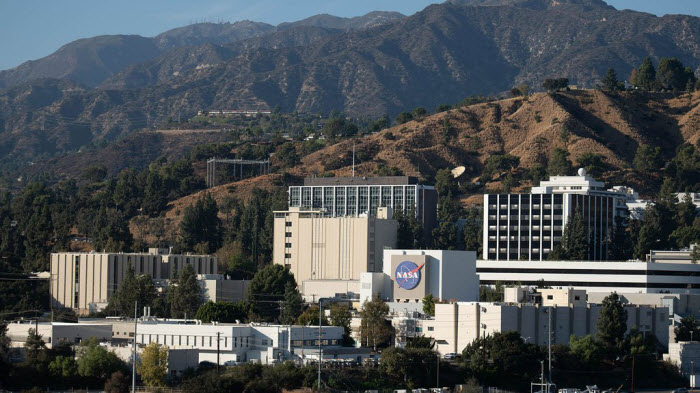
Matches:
[[352, 141, 355, 177]]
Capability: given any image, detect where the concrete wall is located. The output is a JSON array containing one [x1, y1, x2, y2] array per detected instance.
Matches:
[[201, 279, 249, 303], [274, 211, 397, 284], [6, 322, 112, 349], [301, 280, 361, 302]]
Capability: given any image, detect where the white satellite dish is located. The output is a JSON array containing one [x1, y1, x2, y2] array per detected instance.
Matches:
[[451, 166, 466, 178]]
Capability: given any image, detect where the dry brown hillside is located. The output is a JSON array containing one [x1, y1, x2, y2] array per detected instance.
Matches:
[[134, 90, 700, 242]]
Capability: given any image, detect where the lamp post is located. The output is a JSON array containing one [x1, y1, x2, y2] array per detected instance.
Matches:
[[317, 297, 342, 393]]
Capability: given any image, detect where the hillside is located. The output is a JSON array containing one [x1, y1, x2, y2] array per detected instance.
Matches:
[[135, 89, 699, 243]]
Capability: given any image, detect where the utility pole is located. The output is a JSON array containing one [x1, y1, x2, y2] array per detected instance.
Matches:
[[540, 360, 545, 393], [436, 354, 440, 390], [547, 307, 552, 385], [318, 299, 322, 393], [216, 332, 221, 375], [132, 301, 138, 393], [631, 355, 635, 393]]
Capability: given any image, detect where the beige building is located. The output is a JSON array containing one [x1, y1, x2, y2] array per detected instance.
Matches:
[[6, 321, 112, 349], [424, 301, 669, 356], [50, 249, 216, 314], [273, 207, 397, 284]]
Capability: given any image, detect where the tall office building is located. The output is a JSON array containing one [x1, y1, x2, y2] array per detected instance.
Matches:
[[287, 176, 437, 240], [50, 249, 216, 314], [483, 169, 629, 261]]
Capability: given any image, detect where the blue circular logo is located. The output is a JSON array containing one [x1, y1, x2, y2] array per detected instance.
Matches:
[[395, 261, 423, 290]]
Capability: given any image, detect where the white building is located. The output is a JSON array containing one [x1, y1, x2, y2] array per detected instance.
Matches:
[[133, 321, 344, 365], [424, 301, 669, 356], [476, 259, 700, 294], [6, 321, 112, 349], [665, 342, 700, 377], [483, 169, 629, 261]]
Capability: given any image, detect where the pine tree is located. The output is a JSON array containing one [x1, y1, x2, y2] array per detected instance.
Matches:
[[432, 194, 461, 250], [547, 148, 572, 176], [179, 193, 221, 253], [142, 171, 167, 217], [550, 209, 587, 260], [609, 217, 631, 261], [601, 68, 620, 91], [168, 264, 203, 319], [596, 293, 627, 354], [280, 282, 303, 325], [359, 295, 392, 351], [635, 57, 657, 91]]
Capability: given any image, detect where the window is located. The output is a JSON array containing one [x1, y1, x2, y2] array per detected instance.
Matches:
[[574, 296, 580, 301], [285, 232, 292, 237], [427, 326, 434, 332], [285, 243, 292, 248], [285, 253, 292, 259], [285, 222, 292, 227], [210, 259, 214, 273], [547, 295, 553, 300]]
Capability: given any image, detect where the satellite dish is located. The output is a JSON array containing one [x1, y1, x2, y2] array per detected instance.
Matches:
[[451, 166, 466, 178], [577, 168, 587, 176]]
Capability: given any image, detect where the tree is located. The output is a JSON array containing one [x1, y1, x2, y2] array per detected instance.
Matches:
[[138, 342, 168, 387], [0, 321, 9, 363], [435, 168, 458, 197], [142, 171, 167, 216], [422, 294, 435, 317], [296, 306, 328, 326], [674, 316, 700, 342], [195, 301, 247, 323], [49, 355, 78, 380], [667, 144, 700, 190], [329, 303, 354, 346], [543, 78, 569, 92], [547, 148, 572, 176], [104, 371, 130, 393], [657, 57, 696, 91], [380, 346, 438, 388], [411, 107, 428, 119], [179, 193, 222, 254], [246, 264, 298, 322], [168, 264, 204, 319], [481, 154, 520, 182], [395, 112, 413, 125], [280, 282, 304, 325], [359, 295, 392, 351], [106, 267, 158, 317], [633, 144, 663, 173], [577, 153, 608, 178], [274, 143, 299, 168], [77, 338, 127, 383], [596, 293, 628, 354], [609, 217, 632, 261], [601, 68, 620, 91], [549, 208, 587, 260], [394, 207, 424, 249], [24, 328, 46, 365], [463, 207, 482, 254], [633, 57, 657, 91], [92, 207, 133, 252], [569, 335, 604, 367], [432, 195, 461, 250]]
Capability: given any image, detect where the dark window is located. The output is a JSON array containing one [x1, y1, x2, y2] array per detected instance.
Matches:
[[285, 232, 292, 237], [285, 243, 292, 248], [285, 222, 292, 227], [285, 253, 292, 259], [547, 295, 553, 300]]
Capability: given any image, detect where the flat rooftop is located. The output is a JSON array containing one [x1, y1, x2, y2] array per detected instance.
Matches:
[[302, 176, 421, 186]]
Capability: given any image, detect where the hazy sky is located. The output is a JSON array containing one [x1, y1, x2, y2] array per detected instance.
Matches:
[[1, 0, 699, 71]]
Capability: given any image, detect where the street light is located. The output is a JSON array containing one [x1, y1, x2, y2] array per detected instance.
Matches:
[[317, 297, 344, 393]]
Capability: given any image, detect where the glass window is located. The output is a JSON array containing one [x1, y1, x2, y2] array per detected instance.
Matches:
[[381, 186, 392, 207], [370, 186, 380, 215], [347, 187, 357, 215], [358, 187, 369, 214], [313, 187, 323, 208], [405, 186, 416, 211], [335, 187, 345, 216], [324, 187, 334, 212], [290, 187, 300, 207], [393, 186, 404, 210], [301, 187, 312, 209]]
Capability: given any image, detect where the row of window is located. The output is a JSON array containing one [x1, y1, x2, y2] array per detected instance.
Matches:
[[140, 334, 250, 348], [288, 185, 417, 217]]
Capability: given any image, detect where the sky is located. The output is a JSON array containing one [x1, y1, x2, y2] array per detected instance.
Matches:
[[1, 0, 700, 71]]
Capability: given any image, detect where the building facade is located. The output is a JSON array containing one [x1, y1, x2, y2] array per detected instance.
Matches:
[[476, 260, 700, 294], [483, 169, 630, 261], [287, 176, 437, 240], [273, 207, 397, 284], [50, 249, 217, 314], [424, 301, 669, 356]]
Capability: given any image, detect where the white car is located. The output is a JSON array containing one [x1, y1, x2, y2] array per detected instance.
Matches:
[[443, 352, 458, 360]]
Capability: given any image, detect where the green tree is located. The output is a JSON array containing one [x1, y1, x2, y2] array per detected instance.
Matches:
[[92, 207, 133, 252], [223, 254, 257, 280], [370, 116, 390, 132], [137, 342, 168, 387], [577, 153, 608, 178], [543, 78, 569, 92], [432, 195, 461, 250], [411, 107, 428, 119], [547, 148, 572, 176], [113, 169, 143, 215], [609, 217, 632, 261], [168, 264, 204, 319], [596, 293, 628, 354], [49, 355, 78, 380], [463, 207, 482, 254], [601, 68, 620, 91], [142, 171, 167, 216], [422, 294, 435, 317], [667, 144, 700, 190], [550, 208, 587, 260], [296, 305, 328, 326], [76, 338, 127, 383], [569, 335, 604, 367], [329, 303, 354, 346], [395, 208, 424, 249], [435, 168, 458, 197], [179, 193, 221, 254], [246, 264, 298, 322], [24, 328, 47, 366], [657, 57, 696, 91], [106, 267, 157, 317], [380, 347, 438, 388], [633, 57, 657, 91], [633, 144, 663, 173], [274, 143, 300, 168], [195, 301, 247, 323], [395, 112, 413, 125], [359, 295, 392, 351], [674, 316, 700, 342], [481, 154, 520, 183], [280, 282, 304, 325]]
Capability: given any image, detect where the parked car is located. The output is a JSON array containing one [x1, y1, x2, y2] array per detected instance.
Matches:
[[443, 352, 458, 360], [672, 388, 688, 393]]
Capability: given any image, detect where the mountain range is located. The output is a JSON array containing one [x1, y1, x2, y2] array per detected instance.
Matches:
[[2, 0, 700, 169]]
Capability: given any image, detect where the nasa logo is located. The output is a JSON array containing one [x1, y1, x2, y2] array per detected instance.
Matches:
[[395, 261, 424, 290]]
